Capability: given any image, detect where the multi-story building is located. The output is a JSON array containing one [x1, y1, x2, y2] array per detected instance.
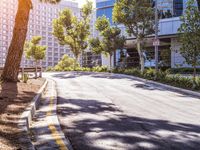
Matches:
[[82, 10, 102, 68], [0, 0, 80, 68], [96, 0, 197, 68], [96, 0, 115, 24], [96, 0, 116, 67]]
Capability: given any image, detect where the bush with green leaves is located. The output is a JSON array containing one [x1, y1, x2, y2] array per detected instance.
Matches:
[[143, 68, 156, 80], [22, 73, 29, 83], [113, 68, 200, 90], [170, 68, 200, 74], [92, 66, 108, 72], [53, 1, 93, 64], [49, 65, 108, 73], [54, 54, 76, 71]]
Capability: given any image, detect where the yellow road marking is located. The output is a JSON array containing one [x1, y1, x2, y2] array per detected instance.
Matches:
[[47, 97, 69, 150]]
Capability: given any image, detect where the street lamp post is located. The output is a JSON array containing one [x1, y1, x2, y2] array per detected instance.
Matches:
[[154, 0, 159, 75]]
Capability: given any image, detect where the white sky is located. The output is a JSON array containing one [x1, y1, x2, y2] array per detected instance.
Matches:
[[70, 0, 96, 7]]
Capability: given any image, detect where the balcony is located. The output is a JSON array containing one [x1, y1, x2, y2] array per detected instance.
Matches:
[[159, 17, 181, 36]]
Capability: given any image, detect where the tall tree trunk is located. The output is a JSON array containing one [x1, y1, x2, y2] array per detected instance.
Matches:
[[113, 51, 116, 67], [1, 0, 32, 82], [35, 60, 38, 79], [74, 56, 79, 70], [136, 39, 145, 73], [193, 64, 197, 89], [109, 54, 112, 72], [39, 60, 42, 78]]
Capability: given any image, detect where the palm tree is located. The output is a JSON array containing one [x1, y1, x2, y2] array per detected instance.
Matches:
[[1, 0, 60, 82]]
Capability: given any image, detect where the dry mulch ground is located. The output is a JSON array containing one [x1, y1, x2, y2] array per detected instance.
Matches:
[[0, 78, 45, 150]]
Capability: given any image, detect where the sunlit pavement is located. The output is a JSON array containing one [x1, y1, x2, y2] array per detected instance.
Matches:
[[44, 72, 200, 150], [30, 79, 71, 150]]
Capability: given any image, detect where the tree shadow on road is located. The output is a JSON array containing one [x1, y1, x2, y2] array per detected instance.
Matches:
[[52, 72, 93, 79], [57, 97, 200, 150], [52, 72, 126, 80], [52, 72, 199, 99]]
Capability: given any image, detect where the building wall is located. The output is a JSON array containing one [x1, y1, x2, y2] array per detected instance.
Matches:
[[96, 0, 199, 68], [0, 0, 80, 68], [0, 0, 16, 67], [82, 10, 102, 68], [96, 0, 196, 37], [96, 0, 115, 24], [101, 54, 114, 68], [171, 38, 193, 68]]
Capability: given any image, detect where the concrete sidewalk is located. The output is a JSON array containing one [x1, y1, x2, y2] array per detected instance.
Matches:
[[30, 79, 72, 150]]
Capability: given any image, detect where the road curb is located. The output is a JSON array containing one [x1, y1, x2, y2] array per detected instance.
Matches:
[[51, 79, 73, 150], [18, 79, 48, 150], [114, 73, 200, 98]]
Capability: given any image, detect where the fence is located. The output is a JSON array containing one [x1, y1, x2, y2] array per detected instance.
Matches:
[[0, 67, 43, 78]]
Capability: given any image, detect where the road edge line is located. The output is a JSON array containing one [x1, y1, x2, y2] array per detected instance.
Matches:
[[49, 79, 74, 150]]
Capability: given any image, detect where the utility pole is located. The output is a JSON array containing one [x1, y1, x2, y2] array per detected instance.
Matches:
[[154, 0, 159, 74]]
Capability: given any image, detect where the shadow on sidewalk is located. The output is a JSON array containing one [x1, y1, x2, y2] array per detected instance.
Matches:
[[0, 81, 38, 149]]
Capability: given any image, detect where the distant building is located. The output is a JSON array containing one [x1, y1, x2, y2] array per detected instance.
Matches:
[[96, 0, 197, 69], [0, 0, 80, 68], [82, 10, 102, 68], [96, 0, 114, 24]]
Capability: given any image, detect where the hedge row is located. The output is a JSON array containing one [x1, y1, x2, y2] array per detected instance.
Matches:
[[113, 68, 200, 91], [46, 66, 108, 73]]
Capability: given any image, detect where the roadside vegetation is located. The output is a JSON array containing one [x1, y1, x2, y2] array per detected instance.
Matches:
[[52, 1, 93, 66], [47, 63, 200, 90], [53, 54, 77, 71], [1, 0, 61, 82], [24, 36, 46, 79], [113, 0, 155, 73], [47, 65, 108, 73], [178, 0, 200, 88], [89, 16, 125, 70], [0, 79, 45, 149], [113, 68, 200, 91]]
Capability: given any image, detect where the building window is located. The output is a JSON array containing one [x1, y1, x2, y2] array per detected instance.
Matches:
[[156, 0, 183, 19], [173, 0, 183, 17]]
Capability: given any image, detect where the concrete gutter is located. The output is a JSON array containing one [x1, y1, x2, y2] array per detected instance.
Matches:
[[49, 80, 73, 150], [114, 73, 200, 98], [18, 79, 48, 150]]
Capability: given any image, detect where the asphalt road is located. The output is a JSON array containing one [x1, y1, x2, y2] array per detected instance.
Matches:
[[44, 72, 200, 150]]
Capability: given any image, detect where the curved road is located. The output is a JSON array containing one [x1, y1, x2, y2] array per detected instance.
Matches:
[[44, 72, 200, 150]]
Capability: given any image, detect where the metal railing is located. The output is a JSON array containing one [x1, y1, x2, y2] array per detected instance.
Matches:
[[0, 67, 43, 78]]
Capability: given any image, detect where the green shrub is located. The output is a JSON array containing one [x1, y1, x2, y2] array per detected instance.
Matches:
[[51, 65, 108, 73], [143, 68, 155, 80], [156, 69, 170, 81], [121, 68, 142, 77], [64, 67, 74, 71], [22, 73, 29, 83], [45, 66, 53, 72], [170, 68, 200, 74], [113, 67, 200, 90], [54, 54, 76, 71], [82, 67, 91, 72], [112, 68, 125, 74], [92, 66, 108, 72], [164, 75, 192, 89], [195, 77, 200, 89], [54, 65, 62, 71]]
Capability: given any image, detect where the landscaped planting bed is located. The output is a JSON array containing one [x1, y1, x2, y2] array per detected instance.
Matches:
[[0, 78, 45, 150]]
